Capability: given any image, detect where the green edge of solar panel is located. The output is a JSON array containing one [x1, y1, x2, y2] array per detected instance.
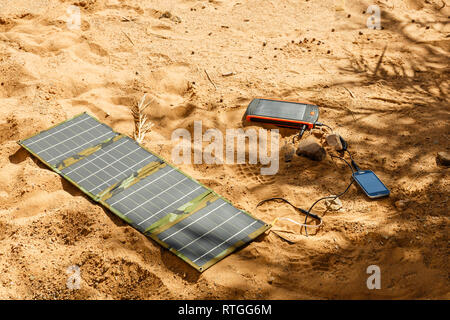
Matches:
[[17, 112, 271, 272]]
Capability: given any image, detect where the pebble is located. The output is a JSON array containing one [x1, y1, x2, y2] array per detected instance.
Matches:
[[296, 136, 326, 161], [325, 197, 343, 211], [326, 133, 344, 151], [436, 151, 450, 167], [394, 199, 410, 210], [282, 143, 296, 163]]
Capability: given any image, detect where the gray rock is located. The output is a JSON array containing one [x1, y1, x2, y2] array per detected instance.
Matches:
[[296, 136, 326, 161], [436, 152, 450, 167], [326, 133, 344, 151]]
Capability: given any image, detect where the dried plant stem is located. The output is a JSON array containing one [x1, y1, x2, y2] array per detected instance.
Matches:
[[132, 94, 154, 143]]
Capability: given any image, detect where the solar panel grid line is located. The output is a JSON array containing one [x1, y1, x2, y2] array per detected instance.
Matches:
[[18, 112, 271, 272], [155, 198, 268, 269], [122, 177, 188, 216], [76, 142, 141, 183], [192, 220, 259, 264], [46, 130, 113, 163], [63, 137, 128, 175], [97, 160, 165, 201], [24, 114, 91, 147], [159, 203, 237, 249], [38, 123, 102, 155], [20, 113, 118, 168], [62, 138, 160, 196], [108, 167, 176, 206], [136, 185, 203, 226], [33, 117, 101, 153], [160, 202, 227, 242], [120, 181, 185, 216], [67, 152, 121, 184], [92, 153, 157, 193], [157, 213, 267, 270], [110, 187, 211, 233], [55, 134, 124, 171], [177, 210, 241, 252]]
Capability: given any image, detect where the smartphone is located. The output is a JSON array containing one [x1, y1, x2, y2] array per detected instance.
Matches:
[[352, 170, 390, 199]]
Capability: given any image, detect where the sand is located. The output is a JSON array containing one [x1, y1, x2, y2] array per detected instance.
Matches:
[[0, 0, 448, 299]]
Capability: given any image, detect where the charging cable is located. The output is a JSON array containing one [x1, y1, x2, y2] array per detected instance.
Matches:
[[257, 154, 355, 236]]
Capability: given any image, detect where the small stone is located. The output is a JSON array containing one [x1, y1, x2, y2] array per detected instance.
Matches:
[[160, 11, 172, 19], [325, 133, 344, 151], [324, 197, 343, 211], [296, 136, 326, 161], [282, 143, 296, 162], [394, 199, 409, 210], [436, 152, 450, 167], [312, 130, 324, 139], [268, 276, 275, 284]]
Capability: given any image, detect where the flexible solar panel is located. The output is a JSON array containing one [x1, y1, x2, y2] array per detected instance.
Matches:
[[18, 113, 270, 271]]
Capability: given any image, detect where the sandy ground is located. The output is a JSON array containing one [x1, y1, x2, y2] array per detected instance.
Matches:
[[0, 0, 448, 299]]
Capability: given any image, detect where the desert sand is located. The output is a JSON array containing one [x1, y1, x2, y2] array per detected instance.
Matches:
[[0, 0, 448, 299]]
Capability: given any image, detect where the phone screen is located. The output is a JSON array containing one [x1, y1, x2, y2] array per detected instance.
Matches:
[[353, 171, 389, 196]]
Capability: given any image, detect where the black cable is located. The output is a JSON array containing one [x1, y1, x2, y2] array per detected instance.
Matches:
[[257, 197, 322, 222], [315, 121, 361, 172], [292, 124, 308, 144], [257, 155, 355, 237], [302, 155, 355, 236], [302, 179, 354, 235], [314, 122, 334, 132], [330, 154, 354, 174], [346, 149, 360, 172]]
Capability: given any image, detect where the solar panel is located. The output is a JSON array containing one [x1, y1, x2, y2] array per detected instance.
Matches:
[[60, 136, 160, 197], [105, 165, 209, 233], [19, 113, 118, 167], [155, 198, 266, 271], [18, 112, 270, 271]]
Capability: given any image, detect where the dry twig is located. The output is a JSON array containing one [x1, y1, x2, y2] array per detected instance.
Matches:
[[131, 94, 154, 143], [122, 31, 135, 46], [204, 69, 217, 90]]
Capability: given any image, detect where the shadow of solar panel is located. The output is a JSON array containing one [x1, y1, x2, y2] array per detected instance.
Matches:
[[18, 112, 270, 272]]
